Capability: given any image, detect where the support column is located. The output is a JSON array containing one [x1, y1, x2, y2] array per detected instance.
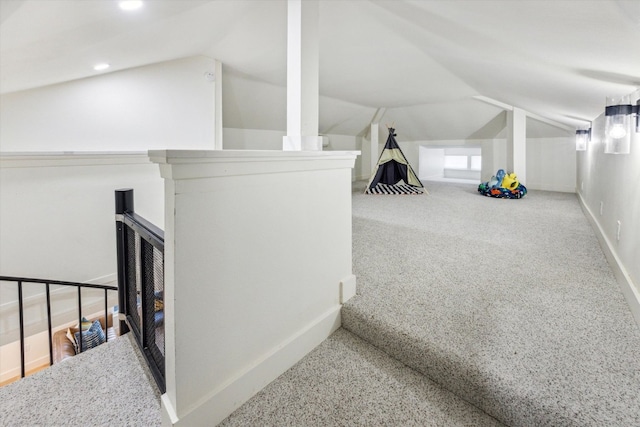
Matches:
[[283, 0, 320, 151], [507, 107, 527, 185], [369, 124, 379, 174], [368, 108, 386, 175]]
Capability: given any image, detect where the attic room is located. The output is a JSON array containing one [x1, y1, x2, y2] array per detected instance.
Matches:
[[1, 1, 639, 426]]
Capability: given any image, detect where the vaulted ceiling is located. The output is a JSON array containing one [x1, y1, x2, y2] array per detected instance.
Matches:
[[1, 0, 639, 141]]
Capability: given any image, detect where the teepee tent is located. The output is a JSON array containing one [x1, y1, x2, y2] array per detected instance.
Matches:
[[365, 127, 427, 195]]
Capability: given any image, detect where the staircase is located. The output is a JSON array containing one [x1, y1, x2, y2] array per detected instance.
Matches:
[[221, 181, 640, 427], [0, 332, 161, 426], [0, 189, 166, 425]]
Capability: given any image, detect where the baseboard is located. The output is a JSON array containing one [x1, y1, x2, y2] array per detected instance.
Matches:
[[163, 306, 341, 426], [527, 182, 576, 193], [0, 354, 49, 383], [578, 193, 640, 328]]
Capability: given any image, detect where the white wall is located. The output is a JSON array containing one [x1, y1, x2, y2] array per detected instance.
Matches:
[[419, 147, 445, 179], [0, 154, 163, 281], [151, 150, 357, 426], [0, 154, 164, 343], [223, 127, 363, 180], [526, 136, 576, 192], [481, 139, 508, 182], [419, 146, 482, 181], [445, 147, 481, 157], [443, 169, 481, 180], [0, 56, 217, 151], [324, 134, 363, 181], [222, 128, 285, 150], [402, 139, 494, 182], [577, 110, 640, 322], [359, 137, 374, 181], [0, 330, 51, 382], [0, 56, 215, 372], [402, 137, 574, 190]]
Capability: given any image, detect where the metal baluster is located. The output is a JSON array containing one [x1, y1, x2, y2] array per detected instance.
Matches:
[[77, 287, 83, 353], [46, 283, 53, 366], [104, 288, 109, 342], [18, 281, 25, 378]]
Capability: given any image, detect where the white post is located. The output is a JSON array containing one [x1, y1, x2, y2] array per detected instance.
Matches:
[[507, 107, 527, 185], [369, 124, 379, 174], [368, 108, 386, 174], [283, 0, 320, 151]]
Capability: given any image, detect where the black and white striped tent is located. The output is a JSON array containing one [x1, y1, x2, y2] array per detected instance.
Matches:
[[365, 128, 427, 195]]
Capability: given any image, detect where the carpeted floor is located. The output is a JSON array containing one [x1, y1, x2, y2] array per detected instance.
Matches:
[[5, 181, 638, 427], [0, 333, 162, 427], [342, 180, 640, 426], [222, 180, 640, 426], [220, 328, 505, 427]]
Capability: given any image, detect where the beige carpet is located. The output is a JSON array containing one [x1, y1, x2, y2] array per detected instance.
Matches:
[[343, 181, 640, 426], [0, 333, 161, 426]]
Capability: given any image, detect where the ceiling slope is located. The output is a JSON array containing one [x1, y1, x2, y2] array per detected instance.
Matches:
[[1, 0, 638, 141]]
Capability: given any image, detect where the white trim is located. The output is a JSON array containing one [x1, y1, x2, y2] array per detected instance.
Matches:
[[0, 354, 50, 382], [340, 274, 357, 303], [525, 182, 576, 193], [150, 149, 360, 180], [578, 192, 640, 328], [163, 306, 341, 426], [526, 112, 574, 133], [471, 95, 574, 132], [0, 151, 150, 168], [472, 95, 514, 111], [84, 272, 118, 286]]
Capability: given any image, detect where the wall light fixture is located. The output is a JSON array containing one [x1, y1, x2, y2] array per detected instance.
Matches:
[[575, 127, 590, 151], [604, 95, 639, 154], [636, 98, 640, 133]]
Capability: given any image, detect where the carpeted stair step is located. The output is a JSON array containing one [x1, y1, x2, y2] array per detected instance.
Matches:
[[343, 181, 640, 427], [220, 328, 505, 426]]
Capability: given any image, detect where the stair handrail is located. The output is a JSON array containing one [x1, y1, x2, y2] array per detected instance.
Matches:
[[0, 275, 117, 380], [115, 188, 166, 393]]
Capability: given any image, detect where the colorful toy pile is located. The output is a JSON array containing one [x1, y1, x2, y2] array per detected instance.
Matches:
[[478, 169, 527, 199]]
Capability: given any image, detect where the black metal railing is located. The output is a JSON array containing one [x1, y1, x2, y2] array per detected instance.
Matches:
[[0, 276, 117, 379], [115, 189, 165, 393]]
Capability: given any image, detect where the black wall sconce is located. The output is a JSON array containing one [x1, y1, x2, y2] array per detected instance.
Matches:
[[604, 95, 639, 154], [575, 128, 590, 151]]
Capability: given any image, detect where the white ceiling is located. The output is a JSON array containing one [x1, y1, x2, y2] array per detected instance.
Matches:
[[1, 0, 639, 141]]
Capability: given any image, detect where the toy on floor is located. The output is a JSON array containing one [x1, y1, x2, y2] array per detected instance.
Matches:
[[478, 169, 527, 199]]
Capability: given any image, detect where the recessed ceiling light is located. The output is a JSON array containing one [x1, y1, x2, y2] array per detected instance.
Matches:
[[119, 1, 143, 11], [93, 63, 110, 71]]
